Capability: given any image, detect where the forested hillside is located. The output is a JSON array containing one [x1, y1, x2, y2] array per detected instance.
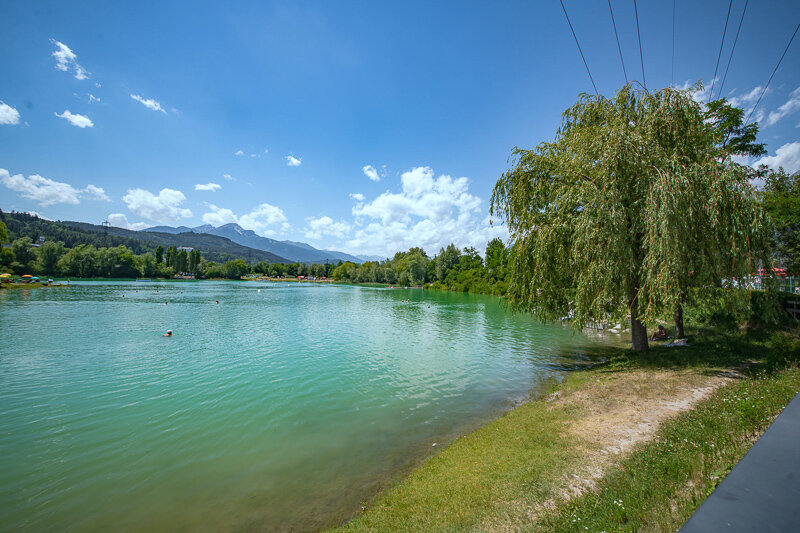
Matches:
[[1, 212, 288, 264]]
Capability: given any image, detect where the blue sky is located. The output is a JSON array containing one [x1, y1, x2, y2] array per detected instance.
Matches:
[[1, 0, 799, 257]]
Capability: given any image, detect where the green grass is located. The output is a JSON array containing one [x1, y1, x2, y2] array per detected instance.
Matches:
[[336, 388, 583, 532], [335, 328, 800, 532], [537, 366, 800, 532]]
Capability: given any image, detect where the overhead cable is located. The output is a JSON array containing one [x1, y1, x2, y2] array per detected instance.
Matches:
[[608, 0, 628, 85], [559, 0, 599, 96], [710, 0, 734, 99], [717, 0, 749, 99], [633, 0, 646, 90], [745, 22, 800, 125], [671, 0, 676, 86]]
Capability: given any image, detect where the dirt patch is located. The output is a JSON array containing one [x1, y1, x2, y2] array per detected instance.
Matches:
[[482, 369, 736, 531]]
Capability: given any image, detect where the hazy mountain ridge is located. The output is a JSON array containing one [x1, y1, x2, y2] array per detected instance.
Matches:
[[144, 223, 364, 264]]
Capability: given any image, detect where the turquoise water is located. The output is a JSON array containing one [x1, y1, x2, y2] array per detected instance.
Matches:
[[0, 281, 608, 531]]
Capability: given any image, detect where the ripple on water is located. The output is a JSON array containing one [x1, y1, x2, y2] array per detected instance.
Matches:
[[0, 281, 611, 531]]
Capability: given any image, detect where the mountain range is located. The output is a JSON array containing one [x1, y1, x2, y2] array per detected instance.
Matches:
[[144, 223, 372, 264], [3, 211, 289, 264]]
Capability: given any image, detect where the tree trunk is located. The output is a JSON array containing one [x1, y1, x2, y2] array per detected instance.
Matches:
[[674, 305, 685, 338], [629, 287, 649, 352], [673, 290, 686, 338]]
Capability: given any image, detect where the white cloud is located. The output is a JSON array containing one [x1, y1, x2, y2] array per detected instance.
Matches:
[[349, 192, 365, 202], [201, 204, 239, 226], [1, 168, 109, 206], [753, 142, 800, 174], [223, 173, 234, 181], [107, 213, 151, 231], [0, 101, 21, 125], [51, 39, 88, 80], [24, 211, 52, 221], [764, 87, 800, 127], [130, 94, 166, 113], [264, 148, 269, 154], [675, 79, 717, 103], [55, 110, 93, 128], [726, 86, 763, 109], [122, 188, 193, 223], [341, 166, 507, 257], [88, 94, 100, 103], [202, 203, 290, 237], [286, 155, 302, 167], [240, 203, 290, 236], [235, 149, 245, 156], [362, 165, 380, 181], [83, 184, 110, 201], [195, 182, 222, 192], [305, 216, 351, 240]]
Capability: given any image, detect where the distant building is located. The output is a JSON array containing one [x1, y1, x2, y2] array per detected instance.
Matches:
[[176, 246, 194, 252]]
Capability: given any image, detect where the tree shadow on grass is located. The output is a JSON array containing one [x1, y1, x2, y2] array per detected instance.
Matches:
[[579, 325, 799, 377]]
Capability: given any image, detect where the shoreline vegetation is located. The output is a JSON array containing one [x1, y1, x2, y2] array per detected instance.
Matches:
[[334, 327, 800, 532]]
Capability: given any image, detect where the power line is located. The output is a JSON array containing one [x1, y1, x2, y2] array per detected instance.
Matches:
[[633, 0, 646, 90], [717, 0, 749, 100], [608, 0, 628, 84], [671, 0, 676, 86], [745, 21, 800, 125], [559, 0, 599, 96], [709, 0, 733, 99]]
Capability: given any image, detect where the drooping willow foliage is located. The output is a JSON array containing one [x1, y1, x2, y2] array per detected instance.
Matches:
[[491, 84, 770, 350]]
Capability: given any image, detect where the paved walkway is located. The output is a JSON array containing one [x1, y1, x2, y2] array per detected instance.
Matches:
[[680, 390, 800, 532]]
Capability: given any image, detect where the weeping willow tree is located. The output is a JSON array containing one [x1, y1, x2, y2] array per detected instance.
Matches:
[[491, 84, 770, 351]]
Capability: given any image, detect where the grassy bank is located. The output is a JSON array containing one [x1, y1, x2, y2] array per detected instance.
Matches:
[[335, 328, 800, 532]]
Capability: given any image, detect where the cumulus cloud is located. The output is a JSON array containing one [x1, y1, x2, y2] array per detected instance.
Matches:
[[726, 86, 763, 109], [764, 87, 800, 127], [51, 39, 88, 80], [201, 204, 239, 226], [340, 166, 507, 257], [349, 192, 365, 202], [195, 182, 221, 192], [0, 101, 20, 125], [122, 188, 193, 223], [88, 94, 100, 103], [753, 142, 800, 174], [202, 203, 290, 237], [130, 94, 166, 113], [55, 110, 93, 128], [240, 203, 291, 235], [107, 213, 151, 231], [362, 165, 380, 181], [305, 216, 351, 240], [286, 155, 302, 167], [83, 184, 110, 201], [24, 211, 53, 221], [235, 149, 245, 156], [1, 168, 108, 206], [223, 173, 234, 181]]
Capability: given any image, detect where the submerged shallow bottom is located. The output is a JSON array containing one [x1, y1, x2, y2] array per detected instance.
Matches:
[[0, 281, 609, 531]]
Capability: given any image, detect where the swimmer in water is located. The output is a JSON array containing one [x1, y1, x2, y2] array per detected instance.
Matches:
[[163, 330, 173, 337], [215, 300, 219, 304]]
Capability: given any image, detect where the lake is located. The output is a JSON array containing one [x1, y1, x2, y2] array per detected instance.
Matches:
[[0, 281, 610, 531]]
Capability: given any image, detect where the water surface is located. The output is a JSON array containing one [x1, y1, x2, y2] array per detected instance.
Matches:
[[0, 281, 609, 531]]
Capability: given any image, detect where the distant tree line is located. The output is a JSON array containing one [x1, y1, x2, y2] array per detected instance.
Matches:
[[328, 238, 512, 296]]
